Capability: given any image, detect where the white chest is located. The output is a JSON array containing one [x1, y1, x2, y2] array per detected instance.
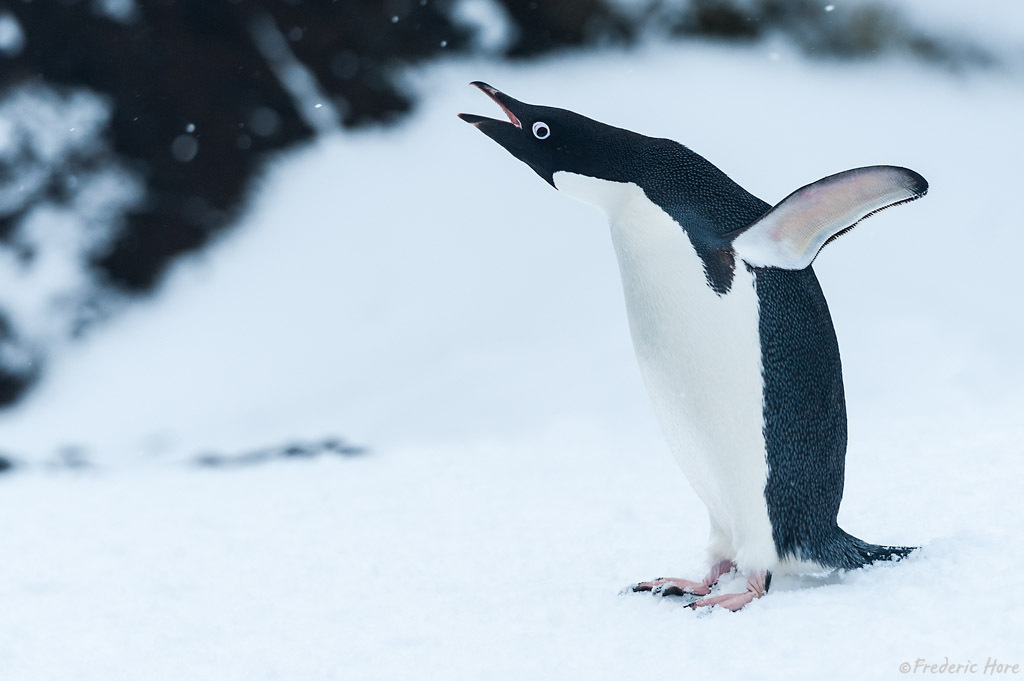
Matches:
[[553, 172, 775, 565]]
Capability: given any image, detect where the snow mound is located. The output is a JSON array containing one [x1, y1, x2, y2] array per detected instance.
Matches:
[[1, 36, 1023, 681]]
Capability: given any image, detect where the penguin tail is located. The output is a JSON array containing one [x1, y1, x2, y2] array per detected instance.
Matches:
[[815, 528, 917, 570]]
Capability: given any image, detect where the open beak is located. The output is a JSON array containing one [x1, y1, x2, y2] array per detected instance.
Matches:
[[458, 81, 554, 187], [458, 82, 524, 129]]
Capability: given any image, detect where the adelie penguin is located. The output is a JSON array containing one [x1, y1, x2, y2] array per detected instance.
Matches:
[[460, 82, 927, 611]]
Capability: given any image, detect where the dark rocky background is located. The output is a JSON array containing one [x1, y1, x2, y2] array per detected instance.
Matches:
[[0, 0, 992, 410]]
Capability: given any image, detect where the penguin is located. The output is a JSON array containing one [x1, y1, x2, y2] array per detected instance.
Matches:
[[459, 82, 926, 611]]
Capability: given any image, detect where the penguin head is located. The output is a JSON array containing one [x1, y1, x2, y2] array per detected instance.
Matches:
[[459, 82, 633, 190]]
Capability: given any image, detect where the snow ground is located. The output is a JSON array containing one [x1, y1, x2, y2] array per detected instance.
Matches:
[[1, 435, 1020, 681], [2, 34, 1024, 681]]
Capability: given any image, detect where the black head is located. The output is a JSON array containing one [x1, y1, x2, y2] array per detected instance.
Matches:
[[458, 82, 637, 188], [459, 82, 771, 248], [459, 82, 779, 295]]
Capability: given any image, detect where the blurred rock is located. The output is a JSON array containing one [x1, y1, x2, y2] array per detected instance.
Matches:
[[498, 0, 634, 57], [0, 1, 469, 405], [195, 438, 366, 469], [0, 312, 37, 406], [644, 0, 994, 65]]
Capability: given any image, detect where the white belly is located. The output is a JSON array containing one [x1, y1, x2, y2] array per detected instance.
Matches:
[[554, 172, 778, 571]]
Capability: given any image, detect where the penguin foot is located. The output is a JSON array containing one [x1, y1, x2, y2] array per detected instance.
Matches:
[[633, 577, 711, 597], [690, 570, 770, 612], [632, 559, 736, 597]]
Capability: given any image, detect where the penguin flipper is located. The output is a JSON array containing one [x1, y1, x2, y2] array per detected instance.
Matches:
[[729, 165, 928, 270]]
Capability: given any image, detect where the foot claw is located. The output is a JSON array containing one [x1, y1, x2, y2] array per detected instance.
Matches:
[[630, 578, 664, 593]]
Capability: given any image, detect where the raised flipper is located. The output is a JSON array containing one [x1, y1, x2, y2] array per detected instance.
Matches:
[[729, 165, 928, 270]]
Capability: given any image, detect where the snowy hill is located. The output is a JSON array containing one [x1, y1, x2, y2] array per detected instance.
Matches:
[[2, 35, 1023, 681]]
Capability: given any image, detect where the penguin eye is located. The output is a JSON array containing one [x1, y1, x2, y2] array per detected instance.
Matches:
[[532, 121, 550, 140]]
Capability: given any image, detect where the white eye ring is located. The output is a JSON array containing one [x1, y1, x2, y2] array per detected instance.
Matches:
[[532, 121, 550, 139]]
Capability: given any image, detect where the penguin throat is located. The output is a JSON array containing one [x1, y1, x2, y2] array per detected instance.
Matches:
[[552, 171, 736, 294], [552, 171, 639, 214]]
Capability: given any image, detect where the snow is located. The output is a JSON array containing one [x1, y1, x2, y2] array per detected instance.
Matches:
[[248, 11, 341, 132], [1, 433, 1020, 679], [0, 84, 141, 352], [2, 33, 1024, 681], [91, 0, 140, 25], [0, 12, 25, 56], [883, 0, 1024, 62], [454, 0, 516, 54]]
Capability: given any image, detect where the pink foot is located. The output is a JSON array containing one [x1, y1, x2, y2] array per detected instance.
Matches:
[[691, 570, 770, 612], [633, 560, 735, 597], [633, 576, 711, 596]]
